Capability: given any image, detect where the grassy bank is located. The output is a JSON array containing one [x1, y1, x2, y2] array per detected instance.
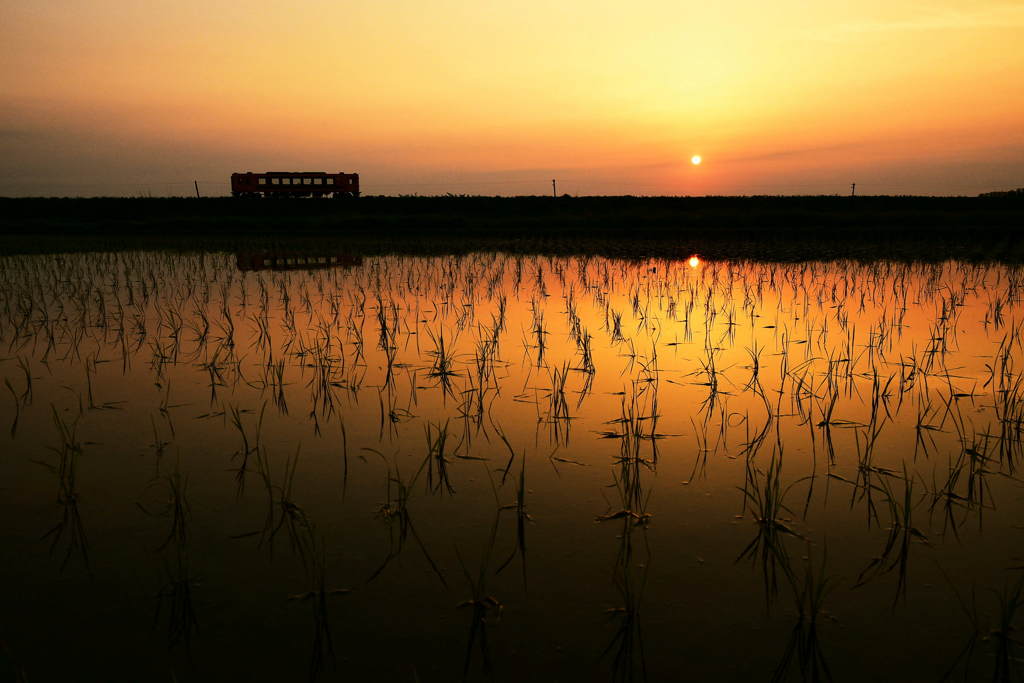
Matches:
[[1, 195, 1021, 261]]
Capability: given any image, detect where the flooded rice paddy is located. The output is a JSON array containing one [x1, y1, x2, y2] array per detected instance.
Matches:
[[2, 250, 1024, 681]]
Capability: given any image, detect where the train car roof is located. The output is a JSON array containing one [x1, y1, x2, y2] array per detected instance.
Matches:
[[232, 170, 358, 175]]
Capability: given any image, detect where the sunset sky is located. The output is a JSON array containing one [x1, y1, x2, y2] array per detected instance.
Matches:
[[2, 0, 1022, 196]]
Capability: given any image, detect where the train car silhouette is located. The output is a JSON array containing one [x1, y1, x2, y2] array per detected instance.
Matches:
[[231, 171, 359, 198], [235, 251, 363, 271]]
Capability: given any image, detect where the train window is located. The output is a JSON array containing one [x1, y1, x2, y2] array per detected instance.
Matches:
[[271, 178, 280, 185], [258, 178, 266, 185]]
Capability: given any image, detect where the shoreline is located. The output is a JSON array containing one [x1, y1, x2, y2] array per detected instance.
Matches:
[[1, 195, 1021, 261]]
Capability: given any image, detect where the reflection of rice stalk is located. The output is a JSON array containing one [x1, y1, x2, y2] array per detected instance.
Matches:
[[137, 460, 191, 551], [374, 294, 398, 352], [943, 569, 1024, 682], [987, 346, 1024, 470], [4, 377, 20, 438], [15, 356, 32, 404], [426, 328, 458, 377], [264, 357, 288, 414], [771, 543, 835, 683], [228, 402, 267, 498], [575, 327, 596, 375], [914, 395, 945, 460], [154, 548, 200, 652], [496, 433, 531, 591], [603, 567, 647, 683], [368, 450, 447, 588], [456, 512, 504, 682], [695, 344, 723, 415], [426, 327, 459, 396], [288, 534, 351, 682], [215, 305, 236, 349], [737, 451, 802, 607], [37, 405, 90, 573], [928, 439, 994, 539], [738, 375, 775, 461], [743, 341, 763, 390], [260, 447, 316, 569], [339, 418, 349, 501], [599, 385, 665, 470], [425, 420, 456, 495], [600, 451, 651, 683], [598, 403, 655, 527], [853, 466, 928, 608], [609, 309, 625, 343], [546, 363, 574, 444], [2, 358, 32, 438], [473, 332, 499, 388], [531, 300, 548, 367], [990, 573, 1024, 683]]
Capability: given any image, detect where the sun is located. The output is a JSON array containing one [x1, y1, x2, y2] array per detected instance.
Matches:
[[690, 155, 702, 166]]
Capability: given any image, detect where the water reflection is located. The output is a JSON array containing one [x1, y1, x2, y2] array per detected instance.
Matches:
[[235, 251, 362, 272], [1, 252, 1023, 679]]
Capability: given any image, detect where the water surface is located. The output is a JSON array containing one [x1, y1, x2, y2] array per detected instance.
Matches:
[[1, 251, 1022, 681]]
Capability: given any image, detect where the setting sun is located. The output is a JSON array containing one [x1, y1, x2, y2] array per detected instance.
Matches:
[[690, 155, 702, 166]]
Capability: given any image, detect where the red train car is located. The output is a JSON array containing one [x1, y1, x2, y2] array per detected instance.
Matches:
[[231, 171, 359, 198]]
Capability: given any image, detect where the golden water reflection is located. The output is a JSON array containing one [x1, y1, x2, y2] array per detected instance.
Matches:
[[0, 252, 1022, 680]]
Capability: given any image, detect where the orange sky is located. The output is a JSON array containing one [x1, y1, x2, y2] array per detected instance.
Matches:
[[1, 0, 1022, 196]]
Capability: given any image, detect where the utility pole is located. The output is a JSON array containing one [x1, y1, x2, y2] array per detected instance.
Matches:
[[851, 182, 856, 197], [194, 180, 201, 199], [552, 179, 557, 197]]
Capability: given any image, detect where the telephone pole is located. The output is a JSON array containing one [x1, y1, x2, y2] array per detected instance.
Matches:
[[552, 179, 557, 197], [194, 180, 201, 199], [851, 182, 856, 197]]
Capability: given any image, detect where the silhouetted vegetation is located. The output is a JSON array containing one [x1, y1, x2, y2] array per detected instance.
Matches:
[[0, 195, 1021, 261]]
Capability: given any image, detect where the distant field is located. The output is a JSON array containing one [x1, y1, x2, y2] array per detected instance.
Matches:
[[1, 195, 1021, 260]]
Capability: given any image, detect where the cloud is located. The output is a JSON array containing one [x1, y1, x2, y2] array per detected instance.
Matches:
[[809, 4, 1024, 41], [722, 142, 867, 164]]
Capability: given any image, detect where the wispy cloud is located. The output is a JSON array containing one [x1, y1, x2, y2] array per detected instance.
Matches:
[[722, 142, 867, 164], [810, 4, 1024, 41]]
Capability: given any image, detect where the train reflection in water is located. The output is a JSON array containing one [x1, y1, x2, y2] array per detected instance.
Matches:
[[235, 251, 363, 272]]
